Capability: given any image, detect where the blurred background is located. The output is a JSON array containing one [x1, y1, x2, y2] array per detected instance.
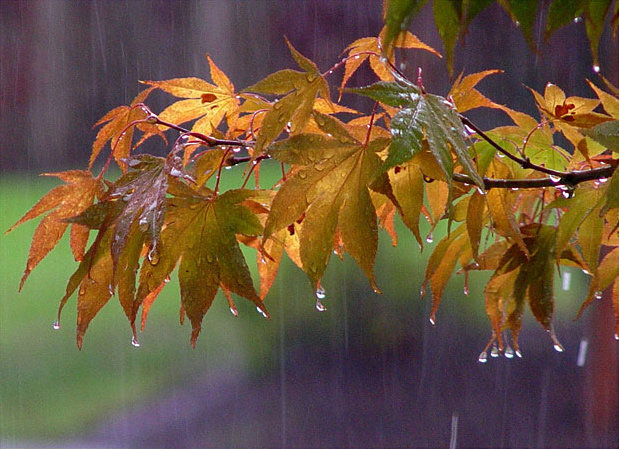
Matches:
[[1, 1, 618, 447]]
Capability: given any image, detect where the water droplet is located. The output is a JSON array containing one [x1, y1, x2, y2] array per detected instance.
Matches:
[[354, 55, 361, 60], [147, 247, 160, 265], [232, 147, 242, 153], [515, 20, 520, 27], [429, 316, 436, 326], [315, 286, 326, 299], [573, 16, 582, 23], [475, 186, 486, 195], [615, 333, 619, 341], [463, 285, 469, 296], [131, 336, 141, 348], [582, 268, 592, 276], [229, 307, 238, 317], [510, 187, 519, 191], [594, 290, 603, 300], [420, 286, 426, 297], [560, 185, 575, 199], [515, 349, 523, 358], [399, 61, 407, 70], [138, 218, 149, 232], [548, 175, 563, 186], [224, 165, 232, 170], [593, 64, 600, 73], [597, 177, 608, 184], [108, 284, 114, 296], [504, 345, 514, 359], [315, 298, 327, 312], [478, 351, 488, 363], [425, 232, 434, 243], [490, 343, 500, 358], [52, 320, 61, 330], [550, 327, 564, 352], [497, 152, 505, 158], [256, 307, 268, 318]]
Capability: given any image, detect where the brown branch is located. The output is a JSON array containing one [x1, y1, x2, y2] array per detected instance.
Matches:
[[460, 115, 566, 179], [453, 164, 616, 189]]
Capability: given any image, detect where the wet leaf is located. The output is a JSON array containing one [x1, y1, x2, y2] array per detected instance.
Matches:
[[245, 40, 329, 154], [6, 170, 102, 290], [341, 29, 440, 96], [382, 0, 429, 56], [137, 188, 268, 346], [448, 70, 505, 113], [545, 0, 584, 39], [90, 88, 157, 170], [487, 188, 529, 257], [264, 122, 388, 293], [144, 55, 240, 136]]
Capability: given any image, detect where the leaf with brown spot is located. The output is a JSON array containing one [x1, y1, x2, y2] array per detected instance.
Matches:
[[144, 55, 240, 137], [264, 119, 389, 293]]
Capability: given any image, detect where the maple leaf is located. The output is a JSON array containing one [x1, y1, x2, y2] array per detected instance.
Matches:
[[529, 83, 613, 157], [263, 111, 389, 293], [244, 39, 331, 154], [6, 170, 103, 290], [448, 70, 505, 113], [144, 55, 240, 138], [340, 28, 440, 96], [135, 188, 268, 346], [90, 87, 161, 171], [350, 80, 485, 200]]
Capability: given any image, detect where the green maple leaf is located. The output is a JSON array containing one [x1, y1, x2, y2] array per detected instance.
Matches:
[[136, 187, 268, 346], [244, 39, 330, 154], [264, 112, 389, 293]]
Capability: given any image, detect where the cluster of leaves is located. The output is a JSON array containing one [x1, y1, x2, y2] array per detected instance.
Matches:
[[383, 0, 619, 75], [6, 0, 619, 356]]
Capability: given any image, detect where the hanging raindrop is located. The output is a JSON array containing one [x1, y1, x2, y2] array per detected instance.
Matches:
[[131, 336, 141, 348], [490, 343, 500, 358], [425, 232, 434, 243], [478, 351, 488, 363], [229, 307, 239, 317], [592, 65, 600, 73], [594, 290, 603, 300], [52, 320, 61, 330], [315, 286, 326, 299], [550, 327, 564, 352], [256, 307, 268, 318], [504, 345, 514, 359], [549, 174, 561, 184], [147, 246, 160, 265], [138, 218, 149, 232], [315, 298, 327, 312]]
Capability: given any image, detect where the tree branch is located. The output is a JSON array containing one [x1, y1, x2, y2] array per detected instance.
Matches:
[[453, 164, 616, 189]]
